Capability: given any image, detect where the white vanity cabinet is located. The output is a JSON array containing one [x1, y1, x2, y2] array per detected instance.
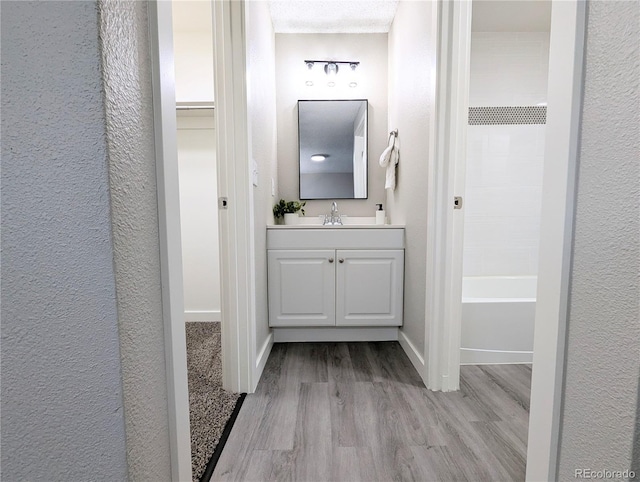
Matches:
[[267, 227, 404, 329], [267, 250, 336, 326], [335, 249, 404, 326]]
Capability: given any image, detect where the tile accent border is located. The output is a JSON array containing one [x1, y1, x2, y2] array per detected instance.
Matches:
[[469, 106, 547, 125]]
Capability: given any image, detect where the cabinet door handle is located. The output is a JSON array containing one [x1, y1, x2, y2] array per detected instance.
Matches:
[[328, 258, 334, 263], [339, 258, 344, 263]]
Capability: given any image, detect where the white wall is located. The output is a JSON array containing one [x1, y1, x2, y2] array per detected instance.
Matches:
[[246, 1, 279, 365], [172, 2, 220, 321], [386, 0, 438, 357], [172, 1, 214, 103], [275, 33, 388, 216], [463, 32, 549, 278], [558, 0, 639, 477], [1, 2, 128, 479], [469, 32, 550, 107], [177, 112, 220, 321]]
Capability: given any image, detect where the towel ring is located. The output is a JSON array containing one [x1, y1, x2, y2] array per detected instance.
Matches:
[[388, 129, 398, 145]]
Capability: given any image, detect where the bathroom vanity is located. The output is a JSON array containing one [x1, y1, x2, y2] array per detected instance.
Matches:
[[267, 225, 405, 341]]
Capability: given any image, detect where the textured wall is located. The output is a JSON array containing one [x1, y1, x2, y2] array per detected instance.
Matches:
[[275, 33, 388, 216], [558, 1, 640, 478], [98, 1, 172, 479], [0, 2, 128, 480], [246, 0, 279, 357], [386, 0, 437, 356]]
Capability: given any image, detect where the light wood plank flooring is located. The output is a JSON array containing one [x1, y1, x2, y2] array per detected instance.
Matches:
[[213, 342, 531, 482]]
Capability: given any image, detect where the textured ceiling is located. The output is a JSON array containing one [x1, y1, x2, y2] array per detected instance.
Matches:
[[269, 0, 399, 33], [171, 0, 549, 36]]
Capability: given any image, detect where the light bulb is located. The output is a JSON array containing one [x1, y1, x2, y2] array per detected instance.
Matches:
[[325, 63, 337, 87], [324, 62, 338, 78], [348, 63, 358, 88], [305, 61, 315, 87]]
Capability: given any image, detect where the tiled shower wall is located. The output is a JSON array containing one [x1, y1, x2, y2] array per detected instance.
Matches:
[[463, 32, 550, 277]]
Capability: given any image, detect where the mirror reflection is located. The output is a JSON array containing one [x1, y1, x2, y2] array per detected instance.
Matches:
[[298, 99, 368, 200]]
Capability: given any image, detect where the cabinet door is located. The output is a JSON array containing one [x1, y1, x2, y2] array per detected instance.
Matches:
[[268, 250, 336, 327], [336, 250, 404, 326]]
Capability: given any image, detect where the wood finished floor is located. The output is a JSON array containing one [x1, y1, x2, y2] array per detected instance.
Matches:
[[212, 342, 531, 482]]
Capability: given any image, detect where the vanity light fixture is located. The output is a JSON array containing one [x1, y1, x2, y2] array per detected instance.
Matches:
[[303, 60, 360, 88], [310, 154, 327, 162]]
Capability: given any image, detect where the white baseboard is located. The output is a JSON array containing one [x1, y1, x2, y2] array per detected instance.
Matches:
[[398, 329, 425, 379], [272, 327, 398, 343], [460, 348, 533, 365], [254, 331, 274, 390], [184, 310, 221, 322]]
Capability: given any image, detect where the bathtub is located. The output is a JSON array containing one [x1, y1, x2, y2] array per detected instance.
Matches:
[[460, 276, 536, 365]]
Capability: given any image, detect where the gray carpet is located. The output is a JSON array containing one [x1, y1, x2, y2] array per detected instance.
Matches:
[[186, 322, 241, 481]]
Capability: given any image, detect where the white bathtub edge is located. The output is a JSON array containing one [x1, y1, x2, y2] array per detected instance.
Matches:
[[462, 298, 536, 304], [460, 347, 533, 365]]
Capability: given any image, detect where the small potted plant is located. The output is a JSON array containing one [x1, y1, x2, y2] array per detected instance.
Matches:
[[273, 199, 306, 225]]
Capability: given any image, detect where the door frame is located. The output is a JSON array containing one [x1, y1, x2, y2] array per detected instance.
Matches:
[[148, 0, 257, 479], [151, 0, 586, 478], [525, 2, 586, 479], [210, 0, 257, 394], [428, 0, 587, 480], [148, 2, 192, 480], [424, 0, 472, 393]]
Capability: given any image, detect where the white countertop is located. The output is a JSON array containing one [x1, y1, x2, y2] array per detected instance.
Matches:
[[267, 224, 404, 229], [268, 216, 404, 229]]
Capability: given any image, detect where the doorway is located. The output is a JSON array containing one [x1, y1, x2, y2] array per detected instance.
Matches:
[[460, 3, 550, 366], [146, 1, 587, 480], [429, 1, 586, 480]]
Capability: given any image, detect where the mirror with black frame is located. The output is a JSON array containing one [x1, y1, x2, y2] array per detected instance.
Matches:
[[298, 99, 368, 200]]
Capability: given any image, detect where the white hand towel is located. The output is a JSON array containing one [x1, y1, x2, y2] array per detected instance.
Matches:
[[379, 133, 399, 190]]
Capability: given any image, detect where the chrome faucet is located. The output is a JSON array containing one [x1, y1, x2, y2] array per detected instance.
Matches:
[[323, 201, 343, 225]]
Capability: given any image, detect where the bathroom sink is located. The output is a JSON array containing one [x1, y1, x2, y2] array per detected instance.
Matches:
[[269, 216, 402, 229], [337, 217, 382, 226], [302, 216, 377, 226]]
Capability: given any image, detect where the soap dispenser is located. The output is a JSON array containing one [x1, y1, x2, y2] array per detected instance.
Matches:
[[376, 204, 386, 225]]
